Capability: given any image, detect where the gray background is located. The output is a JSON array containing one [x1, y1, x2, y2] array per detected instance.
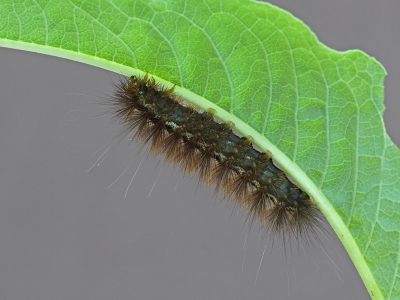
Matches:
[[0, 1, 398, 299]]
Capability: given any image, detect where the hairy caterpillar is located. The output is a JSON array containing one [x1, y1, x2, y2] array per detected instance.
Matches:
[[105, 73, 327, 243]]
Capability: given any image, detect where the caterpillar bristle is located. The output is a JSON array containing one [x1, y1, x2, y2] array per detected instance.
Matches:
[[195, 152, 214, 186], [106, 74, 327, 244], [224, 173, 253, 201]]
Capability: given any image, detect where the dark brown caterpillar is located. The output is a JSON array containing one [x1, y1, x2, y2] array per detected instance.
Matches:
[[107, 74, 326, 243]]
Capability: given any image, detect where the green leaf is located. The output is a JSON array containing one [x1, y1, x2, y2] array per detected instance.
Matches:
[[0, 0, 398, 299]]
